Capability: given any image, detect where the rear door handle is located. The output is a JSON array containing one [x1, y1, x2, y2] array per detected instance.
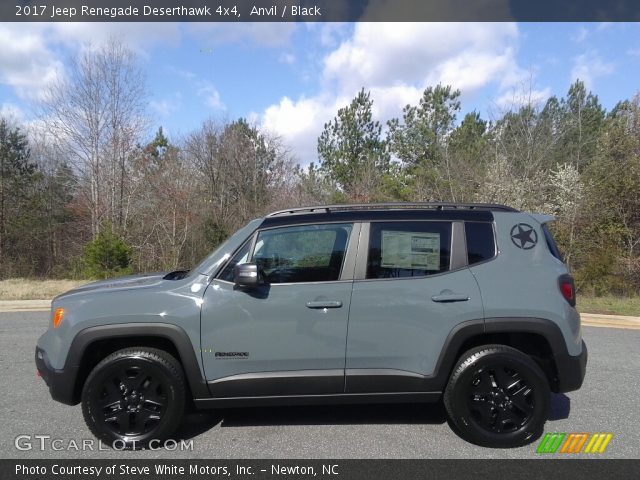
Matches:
[[431, 294, 470, 303], [306, 301, 343, 309]]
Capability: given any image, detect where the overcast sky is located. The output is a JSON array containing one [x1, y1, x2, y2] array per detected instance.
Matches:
[[1, 22, 639, 165]]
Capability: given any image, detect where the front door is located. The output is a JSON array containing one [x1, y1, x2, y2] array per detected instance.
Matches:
[[201, 222, 358, 397]]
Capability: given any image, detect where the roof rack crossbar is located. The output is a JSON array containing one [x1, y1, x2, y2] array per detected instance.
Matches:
[[267, 202, 517, 217]]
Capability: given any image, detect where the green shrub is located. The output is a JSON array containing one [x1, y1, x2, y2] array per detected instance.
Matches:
[[83, 229, 132, 279]]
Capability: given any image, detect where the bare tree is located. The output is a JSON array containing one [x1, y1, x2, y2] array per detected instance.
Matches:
[[185, 118, 291, 236], [41, 38, 147, 238], [130, 141, 199, 270]]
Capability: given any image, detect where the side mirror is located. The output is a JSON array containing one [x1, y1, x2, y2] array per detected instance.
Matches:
[[233, 263, 261, 287]]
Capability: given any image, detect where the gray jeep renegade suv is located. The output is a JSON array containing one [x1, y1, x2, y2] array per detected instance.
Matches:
[[35, 203, 587, 449]]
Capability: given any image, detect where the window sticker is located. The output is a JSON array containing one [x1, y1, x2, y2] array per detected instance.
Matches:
[[381, 231, 440, 271]]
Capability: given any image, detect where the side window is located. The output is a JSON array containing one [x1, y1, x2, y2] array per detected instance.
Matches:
[[542, 223, 564, 262], [218, 240, 253, 282], [252, 223, 352, 283], [367, 222, 452, 279], [465, 222, 496, 265]]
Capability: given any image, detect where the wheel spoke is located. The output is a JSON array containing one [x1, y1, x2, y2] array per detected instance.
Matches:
[[130, 410, 139, 432], [507, 379, 523, 391], [510, 385, 533, 414], [105, 409, 131, 434], [137, 408, 161, 425], [121, 411, 133, 433], [140, 377, 159, 394], [470, 398, 495, 422], [115, 366, 140, 390], [501, 404, 520, 423], [493, 409, 507, 432], [142, 398, 164, 410], [492, 367, 516, 390], [136, 374, 154, 392], [469, 370, 493, 395], [102, 400, 122, 415], [100, 380, 122, 406], [143, 377, 167, 403]]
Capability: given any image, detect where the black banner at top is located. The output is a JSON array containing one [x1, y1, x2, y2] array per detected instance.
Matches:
[[4, 0, 640, 22]]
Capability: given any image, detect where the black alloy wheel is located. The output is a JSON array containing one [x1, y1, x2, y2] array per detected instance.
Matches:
[[444, 345, 550, 448], [466, 364, 535, 434], [81, 348, 185, 449], [94, 364, 167, 436]]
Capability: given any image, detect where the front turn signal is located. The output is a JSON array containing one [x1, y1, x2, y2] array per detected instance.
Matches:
[[53, 308, 64, 329]]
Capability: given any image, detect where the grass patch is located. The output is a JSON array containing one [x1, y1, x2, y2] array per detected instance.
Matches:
[[577, 295, 640, 316], [0, 278, 88, 300]]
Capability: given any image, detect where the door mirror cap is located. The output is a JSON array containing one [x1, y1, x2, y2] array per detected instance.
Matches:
[[233, 263, 261, 287]]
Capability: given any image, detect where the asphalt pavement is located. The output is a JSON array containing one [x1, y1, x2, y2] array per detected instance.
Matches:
[[1, 312, 638, 459]]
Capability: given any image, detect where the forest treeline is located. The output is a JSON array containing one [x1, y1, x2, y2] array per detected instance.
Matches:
[[1, 40, 639, 294]]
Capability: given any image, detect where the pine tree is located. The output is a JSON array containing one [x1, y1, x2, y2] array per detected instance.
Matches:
[[318, 89, 389, 200]]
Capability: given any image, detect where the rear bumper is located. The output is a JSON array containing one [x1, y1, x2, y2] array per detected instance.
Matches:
[[35, 347, 79, 406], [553, 340, 588, 393]]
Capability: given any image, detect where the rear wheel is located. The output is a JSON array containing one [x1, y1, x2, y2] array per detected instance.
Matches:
[[81, 347, 186, 449], [444, 345, 550, 448]]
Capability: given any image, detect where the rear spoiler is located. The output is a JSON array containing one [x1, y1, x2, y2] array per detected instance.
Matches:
[[526, 213, 555, 225]]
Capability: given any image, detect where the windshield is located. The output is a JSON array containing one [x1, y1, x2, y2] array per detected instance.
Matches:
[[193, 218, 263, 276]]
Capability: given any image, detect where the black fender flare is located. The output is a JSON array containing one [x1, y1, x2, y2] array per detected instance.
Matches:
[[431, 317, 582, 393], [65, 323, 210, 402]]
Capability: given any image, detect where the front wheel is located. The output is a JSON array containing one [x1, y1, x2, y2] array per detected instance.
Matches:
[[444, 345, 550, 448], [81, 347, 186, 449]]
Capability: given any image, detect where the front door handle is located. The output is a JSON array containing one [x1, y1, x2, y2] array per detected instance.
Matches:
[[431, 294, 470, 303], [306, 300, 343, 309]]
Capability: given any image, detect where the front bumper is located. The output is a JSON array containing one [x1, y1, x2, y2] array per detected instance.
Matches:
[[553, 340, 588, 393], [35, 347, 79, 406]]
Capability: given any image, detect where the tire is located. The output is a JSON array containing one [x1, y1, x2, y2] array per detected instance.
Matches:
[[444, 345, 550, 448], [81, 347, 186, 450]]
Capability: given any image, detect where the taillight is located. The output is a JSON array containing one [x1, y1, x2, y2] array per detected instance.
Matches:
[[558, 274, 576, 307]]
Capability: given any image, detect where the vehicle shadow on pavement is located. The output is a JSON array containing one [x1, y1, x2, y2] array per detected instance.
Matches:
[[548, 393, 571, 421], [174, 395, 570, 442], [175, 403, 448, 441]]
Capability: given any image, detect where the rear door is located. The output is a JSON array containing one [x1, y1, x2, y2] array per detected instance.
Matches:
[[345, 220, 483, 393]]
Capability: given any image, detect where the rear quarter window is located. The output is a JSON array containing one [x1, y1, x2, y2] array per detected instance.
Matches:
[[542, 223, 564, 262], [465, 222, 496, 265]]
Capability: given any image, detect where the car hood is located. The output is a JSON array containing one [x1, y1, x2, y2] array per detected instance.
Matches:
[[54, 272, 168, 300]]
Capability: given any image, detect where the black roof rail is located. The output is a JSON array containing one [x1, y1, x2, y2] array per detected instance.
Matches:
[[266, 202, 518, 217]]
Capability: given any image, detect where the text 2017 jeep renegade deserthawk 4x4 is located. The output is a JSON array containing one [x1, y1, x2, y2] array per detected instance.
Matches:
[[36, 203, 587, 449]]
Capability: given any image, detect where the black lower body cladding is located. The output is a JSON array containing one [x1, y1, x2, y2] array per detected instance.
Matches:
[[483, 318, 588, 394], [554, 340, 587, 392], [35, 346, 79, 405]]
